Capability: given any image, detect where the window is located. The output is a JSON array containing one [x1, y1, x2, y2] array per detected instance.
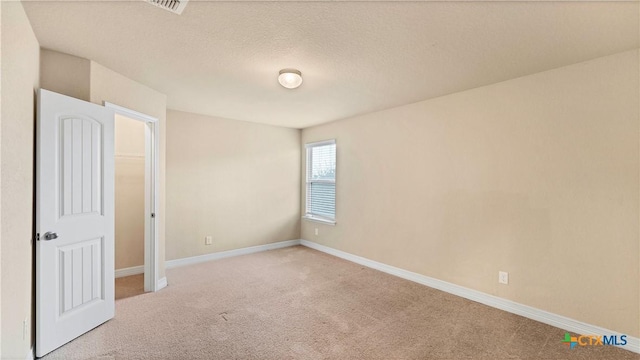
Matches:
[[304, 140, 336, 224]]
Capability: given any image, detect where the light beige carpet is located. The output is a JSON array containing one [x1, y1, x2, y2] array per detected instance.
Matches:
[[43, 246, 637, 359]]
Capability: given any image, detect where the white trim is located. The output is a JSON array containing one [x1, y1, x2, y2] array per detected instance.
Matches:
[[104, 102, 158, 123], [105, 103, 160, 293], [305, 139, 335, 148], [115, 153, 145, 159], [145, 120, 160, 292], [166, 240, 301, 269], [299, 239, 640, 354], [25, 347, 34, 360], [115, 265, 144, 278], [302, 215, 336, 226], [157, 277, 168, 291]]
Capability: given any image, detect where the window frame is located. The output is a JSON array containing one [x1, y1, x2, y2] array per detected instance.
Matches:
[[303, 139, 337, 225]]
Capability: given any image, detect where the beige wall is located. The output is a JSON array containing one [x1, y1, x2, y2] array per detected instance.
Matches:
[[0, 1, 40, 358], [40, 49, 90, 101], [89, 62, 168, 278], [301, 50, 640, 338], [115, 114, 146, 155], [115, 115, 146, 270], [166, 110, 300, 260]]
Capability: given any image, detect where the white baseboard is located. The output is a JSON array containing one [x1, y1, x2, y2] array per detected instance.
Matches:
[[165, 239, 301, 269], [25, 347, 34, 360], [115, 265, 144, 278], [300, 239, 640, 354], [157, 277, 167, 290]]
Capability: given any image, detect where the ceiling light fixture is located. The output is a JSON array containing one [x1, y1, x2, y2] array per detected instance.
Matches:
[[278, 69, 303, 89]]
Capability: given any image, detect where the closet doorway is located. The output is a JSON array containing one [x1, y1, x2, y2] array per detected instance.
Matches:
[[106, 103, 160, 297]]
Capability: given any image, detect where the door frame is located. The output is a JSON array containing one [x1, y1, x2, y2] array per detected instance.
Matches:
[[105, 102, 160, 292]]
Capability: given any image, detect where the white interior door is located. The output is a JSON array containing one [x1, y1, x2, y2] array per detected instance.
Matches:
[[36, 89, 115, 357]]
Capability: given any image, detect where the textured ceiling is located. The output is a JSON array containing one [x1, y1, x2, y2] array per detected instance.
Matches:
[[22, 1, 639, 128]]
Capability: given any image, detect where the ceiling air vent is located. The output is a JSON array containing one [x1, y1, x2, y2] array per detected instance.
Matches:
[[145, 0, 188, 15]]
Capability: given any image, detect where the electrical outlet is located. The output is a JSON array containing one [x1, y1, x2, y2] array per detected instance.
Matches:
[[498, 271, 509, 285], [205, 236, 213, 245], [314, 228, 319, 236]]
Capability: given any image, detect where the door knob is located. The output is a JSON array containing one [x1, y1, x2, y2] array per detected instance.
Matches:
[[43, 232, 58, 241]]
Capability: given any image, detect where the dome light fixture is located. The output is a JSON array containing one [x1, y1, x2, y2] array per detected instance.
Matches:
[[278, 69, 303, 89]]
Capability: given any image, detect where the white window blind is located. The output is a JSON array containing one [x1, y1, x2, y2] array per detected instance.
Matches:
[[305, 140, 336, 222]]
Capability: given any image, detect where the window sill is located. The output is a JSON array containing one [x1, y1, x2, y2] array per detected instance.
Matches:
[[302, 216, 336, 226]]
